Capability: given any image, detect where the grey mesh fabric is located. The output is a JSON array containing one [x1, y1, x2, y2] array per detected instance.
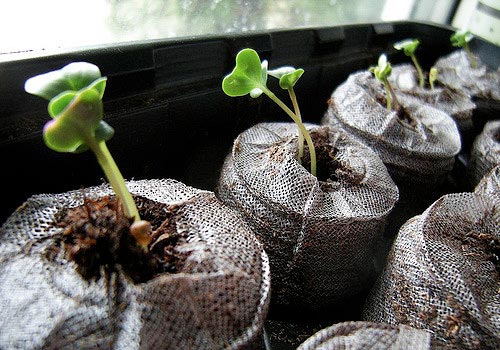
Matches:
[[390, 63, 476, 138], [0, 178, 270, 350], [296, 322, 431, 350], [433, 49, 500, 101], [468, 120, 500, 188], [323, 70, 461, 186], [362, 192, 500, 349], [217, 122, 398, 308], [475, 165, 500, 204]]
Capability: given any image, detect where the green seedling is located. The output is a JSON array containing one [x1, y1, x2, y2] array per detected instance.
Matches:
[[369, 54, 400, 112], [450, 29, 477, 69], [429, 67, 438, 90], [24, 62, 151, 248], [222, 48, 317, 176], [394, 38, 425, 88], [267, 66, 306, 164]]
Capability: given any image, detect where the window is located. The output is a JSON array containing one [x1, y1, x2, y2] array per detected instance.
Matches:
[[0, 0, 466, 58]]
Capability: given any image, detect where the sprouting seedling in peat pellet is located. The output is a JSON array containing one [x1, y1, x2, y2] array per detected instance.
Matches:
[[370, 54, 401, 112], [450, 29, 477, 69], [393, 38, 425, 88], [24, 62, 151, 249], [222, 48, 317, 176]]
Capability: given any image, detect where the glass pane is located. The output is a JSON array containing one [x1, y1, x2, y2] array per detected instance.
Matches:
[[1, 0, 453, 55]]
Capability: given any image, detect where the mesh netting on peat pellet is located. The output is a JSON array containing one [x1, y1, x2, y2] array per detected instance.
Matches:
[[0, 179, 270, 350], [468, 119, 500, 188], [323, 70, 461, 187], [475, 164, 500, 205], [390, 63, 476, 148], [217, 122, 398, 309], [362, 192, 500, 349], [296, 321, 431, 350], [434, 50, 500, 102]]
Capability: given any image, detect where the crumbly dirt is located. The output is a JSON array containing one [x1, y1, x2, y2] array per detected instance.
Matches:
[[462, 230, 500, 273], [301, 128, 364, 186], [52, 195, 188, 283], [374, 94, 416, 127], [492, 127, 500, 143], [357, 80, 417, 127]]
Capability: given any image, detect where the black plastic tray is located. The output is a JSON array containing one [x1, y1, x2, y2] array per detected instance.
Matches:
[[0, 20, 498, 349]]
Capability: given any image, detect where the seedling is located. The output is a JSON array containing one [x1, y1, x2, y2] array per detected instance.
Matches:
[[369, 54, 400, 112], [450, 29, 477, 69], [394, 38, 425, 88], [429, 67, 438, 90], [267, 66, 306, 164], [222, 48, 317, 176], [24, 62, 151, 248]]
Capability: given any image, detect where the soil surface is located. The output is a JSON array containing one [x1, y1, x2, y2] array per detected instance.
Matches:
[[462, 230, 500, 274], [301, 128, 364, 186], [358, 80, 417, 128], [52, 195, 188, 283], [493, 127, 500, 143]]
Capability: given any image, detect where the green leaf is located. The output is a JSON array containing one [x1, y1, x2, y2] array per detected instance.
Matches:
[[269, 66, 304, 90], [48, 91, 78, 118], [43, 118, 84, 153], [429, 67, 438, 82], [25, 62, 102, 100], [70, 122, 114, 153], [47, 77, 107, 117], [62, 62, 102, 91], [451, 29, 473, 47], [88, 77, 107, 99], [95, 121, 114, 142], [393, 39, 419, 56], [42, 87, 103, 153], [222, 48, 267, 97], [370, 54, 392, 82]]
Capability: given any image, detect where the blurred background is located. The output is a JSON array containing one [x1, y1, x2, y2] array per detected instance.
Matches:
[[1, 0, 497, 57]]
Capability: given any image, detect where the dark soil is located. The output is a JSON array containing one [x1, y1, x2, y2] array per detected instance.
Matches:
[[374, 94, 416, 127], [357, 79, 417, 128], [301, 127, 364, 186], [493, 127, 500, 143], [463, 230, 500, 274], [53, 195, 188, 283]]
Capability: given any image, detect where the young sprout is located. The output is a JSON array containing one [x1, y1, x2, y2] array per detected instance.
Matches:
[[268, 66, 306, 164], [222, 48, 317, 176], [24, 62, 151, 248], [369, 54, 400, 112], [429, 67, 438, 90], [394, 38, 425, 88], [450, 29, 477, 69]]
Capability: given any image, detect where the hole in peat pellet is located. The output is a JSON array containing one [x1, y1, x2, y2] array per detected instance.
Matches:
[[51, 195, 189, 284], [300, 128, 364, 185], [463, 230, 500, 274], [493, 127, 500, 143]]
